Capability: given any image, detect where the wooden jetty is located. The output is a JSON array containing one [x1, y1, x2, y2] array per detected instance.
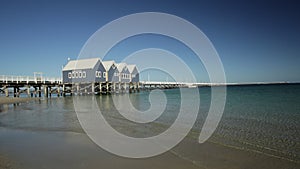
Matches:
[[0, 74, 197, 98], [0, 73, 62, 98]]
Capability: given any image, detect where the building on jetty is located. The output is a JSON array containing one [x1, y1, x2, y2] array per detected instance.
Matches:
[[62, 58, 105, 84], [116, 63, 130, 83], [127, 65, 139, 83], [102, 61, 119, 83], [62, 58, 140, 94]]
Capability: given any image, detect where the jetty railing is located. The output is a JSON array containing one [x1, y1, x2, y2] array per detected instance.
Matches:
[[0, 75, 62, 84]]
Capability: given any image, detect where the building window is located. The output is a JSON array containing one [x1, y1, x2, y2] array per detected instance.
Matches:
[[95, 71, 101, 78], [68, 72, 72, 79], [103, 72, 106, 78], [68, 71, 87, 79]]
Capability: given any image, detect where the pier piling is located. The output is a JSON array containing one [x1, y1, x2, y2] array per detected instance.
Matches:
[[44, 85, 48, 98], [5, 87, 9, 97]]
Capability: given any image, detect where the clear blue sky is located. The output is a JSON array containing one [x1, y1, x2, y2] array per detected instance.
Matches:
[[0, 0, 299, 83]]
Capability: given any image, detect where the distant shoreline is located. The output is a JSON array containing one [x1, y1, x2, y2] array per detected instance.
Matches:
[[224, 81, 299, 86], [197, 82, 300, 87], [190, 81, 298, 86]]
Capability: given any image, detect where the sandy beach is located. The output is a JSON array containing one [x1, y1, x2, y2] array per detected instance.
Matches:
[[0, 97, 40, 105]]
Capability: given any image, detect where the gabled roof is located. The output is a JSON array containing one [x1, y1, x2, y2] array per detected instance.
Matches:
[[116, 63, 127, 72], [127, 64, 137, 73], [102, 60, 116, 71], [63, 58, 100, 71]]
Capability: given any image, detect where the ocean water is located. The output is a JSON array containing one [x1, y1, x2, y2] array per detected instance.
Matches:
[[210, 84, 300, 162], [0, 84, 299, 164]]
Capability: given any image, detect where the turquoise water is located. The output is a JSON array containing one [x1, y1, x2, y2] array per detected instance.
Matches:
[[210, 84, 300, 162], [0, 84, 299, 163]]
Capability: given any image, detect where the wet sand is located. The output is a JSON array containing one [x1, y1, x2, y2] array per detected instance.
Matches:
[[0, 127, 298, 169], [0, 97, 39, 105], [0, 128, 201, 169], [0, 155, 17, 169], [173, 135, 299, 169]]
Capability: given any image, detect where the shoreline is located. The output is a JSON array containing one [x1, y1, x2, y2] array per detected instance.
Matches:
[[0, 97, 40, 105]]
